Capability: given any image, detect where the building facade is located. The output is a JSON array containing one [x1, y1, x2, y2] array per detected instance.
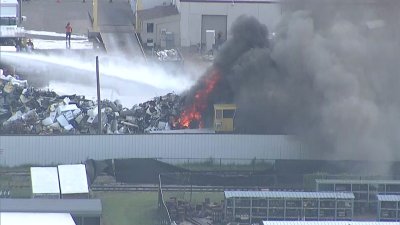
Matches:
[[137, 5, 180, 49], [176, 0, 281, 49], [224, 191, 354, 224], [377, 195, 400, 222], [316, 180, 400, 213]]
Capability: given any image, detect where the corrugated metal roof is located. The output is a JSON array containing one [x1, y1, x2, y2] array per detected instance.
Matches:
[[316, 179, 400, 185], [30, 167, 60, 195], [1, 212, 75, 225], [377, 194, 400, 202], [263, 221, 400, 225], [225, 191, 354, 199], [0, 199, 102, 216], [58, 164, 89, 194]]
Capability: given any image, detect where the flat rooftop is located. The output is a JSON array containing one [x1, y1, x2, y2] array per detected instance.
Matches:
[[1, 212, 75, 225], [31, 167, 60, 195], [0, 199, 102, 216], [58, 164, 89, 194]]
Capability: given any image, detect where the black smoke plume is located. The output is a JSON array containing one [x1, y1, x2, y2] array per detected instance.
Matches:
[[184, 1, 400, 163]]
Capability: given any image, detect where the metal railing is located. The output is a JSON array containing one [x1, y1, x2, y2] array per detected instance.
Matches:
[[133, 26, 147, 63], [158, 174, 175, 225]]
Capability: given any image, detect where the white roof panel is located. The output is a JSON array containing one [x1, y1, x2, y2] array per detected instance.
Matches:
[[377, 195, 400, 202], [58, 164, 89, 194], [263, 222, 400, 225], [1, 212, 75, 225], [225, 191, 354, 199], [31, 167, 60, 195]]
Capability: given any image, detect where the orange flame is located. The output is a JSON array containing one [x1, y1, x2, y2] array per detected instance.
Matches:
[[179, 69, 221, 128]]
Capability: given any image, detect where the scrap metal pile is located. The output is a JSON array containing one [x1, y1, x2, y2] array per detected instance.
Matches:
[[166, 197, 223, 224], [0, 71, 186, 135]]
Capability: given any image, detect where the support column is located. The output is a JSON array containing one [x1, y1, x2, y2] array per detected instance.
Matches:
[[93, 0, 99, 32]]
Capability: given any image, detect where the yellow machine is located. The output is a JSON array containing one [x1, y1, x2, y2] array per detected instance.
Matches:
[[214, 104, 236, 133]]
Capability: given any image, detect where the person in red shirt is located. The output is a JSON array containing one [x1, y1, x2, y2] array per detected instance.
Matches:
[[65, 22, 72, 48]]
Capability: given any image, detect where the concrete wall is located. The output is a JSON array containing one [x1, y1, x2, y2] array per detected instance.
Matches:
[[0, 135, 320, 166], [140, 14, 180, 48], [178, 1, 282, 47]]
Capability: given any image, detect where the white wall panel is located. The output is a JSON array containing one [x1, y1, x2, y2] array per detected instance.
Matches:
[[0, 135, 318, 166]]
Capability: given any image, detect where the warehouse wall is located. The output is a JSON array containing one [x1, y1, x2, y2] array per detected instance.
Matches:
[[178, 1, 282, 47], [0, 135, 319, 166], [140, 14, 180, 48]]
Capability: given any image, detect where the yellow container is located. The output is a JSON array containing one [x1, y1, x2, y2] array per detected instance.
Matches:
[[213, 104, 236, 132]]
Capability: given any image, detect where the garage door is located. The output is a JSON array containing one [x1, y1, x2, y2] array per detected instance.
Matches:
[[201, 15, 227, 52]]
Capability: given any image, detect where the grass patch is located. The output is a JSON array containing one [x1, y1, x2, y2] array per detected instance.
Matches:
[[0, 171, 31, 198], [93, 191, 224, 225], [10, 187, 31, 198], [93, 192, 158, 225]]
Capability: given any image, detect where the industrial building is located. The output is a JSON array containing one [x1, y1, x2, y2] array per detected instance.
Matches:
[[224, 191, 354, 224], [135, 0, 282, 51], [176, 0, 281, 50], [316, 179, 400, 213], [0, 199, 102, 225], [377, 195, 400, 221], [137, 5, 180, 49]]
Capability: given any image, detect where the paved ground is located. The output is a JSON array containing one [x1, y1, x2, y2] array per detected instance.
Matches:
[[21, 0, 92, 35], [21, 0, 142, 57], [21, 0, 134, 34]]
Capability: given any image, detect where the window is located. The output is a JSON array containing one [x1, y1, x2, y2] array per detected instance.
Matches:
[[223, 109, 235, 118], [146, 39, 154, 47], [147, 23, 154, 33]]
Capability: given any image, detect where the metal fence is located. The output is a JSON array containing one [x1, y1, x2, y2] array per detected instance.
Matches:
[[0, 134, 313, 166]]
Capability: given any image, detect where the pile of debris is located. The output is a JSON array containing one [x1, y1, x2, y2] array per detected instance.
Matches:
[[166, 197, 224, 225], [156, 49, 182, 62], [0, 70, 187, 135]]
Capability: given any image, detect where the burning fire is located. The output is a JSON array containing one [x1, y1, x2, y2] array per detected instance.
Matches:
[[179, 68, 221, 128]]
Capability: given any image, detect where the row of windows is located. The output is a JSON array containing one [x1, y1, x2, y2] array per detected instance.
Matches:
[[319, 183, 400, 192], [0, 17, 17, 26], [228, 198, 352, 208], [228, 208, 352, 219]]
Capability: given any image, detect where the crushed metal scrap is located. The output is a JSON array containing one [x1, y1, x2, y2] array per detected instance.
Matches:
[[0, 70, 187, 134]]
